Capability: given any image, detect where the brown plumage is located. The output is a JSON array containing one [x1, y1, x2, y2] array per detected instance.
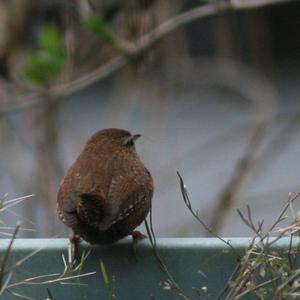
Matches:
[[57, 128, 153, 245]]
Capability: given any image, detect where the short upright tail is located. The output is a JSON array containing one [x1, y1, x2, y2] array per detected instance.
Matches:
[[77, 193, 113, 230]]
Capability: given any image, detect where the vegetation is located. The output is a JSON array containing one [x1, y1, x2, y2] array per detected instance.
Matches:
[[0, 194, 95, 299], [150, 174, 300, 299]]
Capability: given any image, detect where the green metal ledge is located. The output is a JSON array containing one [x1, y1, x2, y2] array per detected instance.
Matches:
[[0, 238, 293, 299]]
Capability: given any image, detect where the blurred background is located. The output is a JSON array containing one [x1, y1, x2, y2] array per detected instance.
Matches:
[[0, 0, 299, 238]]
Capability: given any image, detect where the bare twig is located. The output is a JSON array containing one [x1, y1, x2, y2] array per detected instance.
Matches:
[[177, 172, 241, 259]]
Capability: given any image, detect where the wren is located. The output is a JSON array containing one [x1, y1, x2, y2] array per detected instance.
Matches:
[[57, 128, 153, 260]]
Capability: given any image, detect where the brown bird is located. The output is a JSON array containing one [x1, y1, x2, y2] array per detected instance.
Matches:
[[57, 128, 153, 261]]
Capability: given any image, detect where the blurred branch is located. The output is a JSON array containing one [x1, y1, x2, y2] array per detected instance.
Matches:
[[0, 55, 127, 116], [53, 56, 127, 96], [230, 0, 294, 9], [0, 0, 296, 115], [205, 106, 300, 235], [30, 96, 65, 235], [209, 121, 270, 234], [119, 0, 295, 55], [250, 110, 300, 179]]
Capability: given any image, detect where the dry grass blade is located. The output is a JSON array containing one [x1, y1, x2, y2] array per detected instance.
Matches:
[[0, 195, 35, 213], [2, 195, 35, 206], [7, 272, 96, 288], [0, 227, 34, 232], [6, 289, 35, 300], [0, 223, 20, 292]]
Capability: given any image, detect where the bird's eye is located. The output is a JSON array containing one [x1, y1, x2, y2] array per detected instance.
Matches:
[[123, 136, 134, 147], [126, 139, 134, 147]]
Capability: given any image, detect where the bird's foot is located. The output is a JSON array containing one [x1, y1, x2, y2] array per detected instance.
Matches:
[[69, 233, 81, 268], [130, 230, 147, 261]]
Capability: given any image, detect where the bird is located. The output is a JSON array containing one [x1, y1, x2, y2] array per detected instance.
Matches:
[[57, 128, 153, 262]]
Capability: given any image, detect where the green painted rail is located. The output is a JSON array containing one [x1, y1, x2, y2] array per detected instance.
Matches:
[[0, 238, 292, 299]]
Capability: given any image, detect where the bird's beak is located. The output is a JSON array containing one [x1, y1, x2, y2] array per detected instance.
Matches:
[[123, 134, 142, 146], [132, 134, 141, 141]]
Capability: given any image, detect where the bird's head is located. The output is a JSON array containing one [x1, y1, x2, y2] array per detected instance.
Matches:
[[88, 128, 141, 151]]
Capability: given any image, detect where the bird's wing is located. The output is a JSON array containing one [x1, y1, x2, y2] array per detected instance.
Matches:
[[58, 191, 109, 231], [57, 192, 81, 229], [94, 174, 133, 230], [99, 171, 153, 230], [78, 173, 140, 231], [75, 179, 143, 232], [63, 175, 151, 232]]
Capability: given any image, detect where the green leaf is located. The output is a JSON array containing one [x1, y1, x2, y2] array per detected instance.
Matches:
[[23, 24, 65, 85], [39, 25, 65, 56], [83, 14, 115, 45]]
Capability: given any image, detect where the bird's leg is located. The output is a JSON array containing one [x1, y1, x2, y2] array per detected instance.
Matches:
[[69, 232, 81, 268], [130, 230, 147, 261]]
